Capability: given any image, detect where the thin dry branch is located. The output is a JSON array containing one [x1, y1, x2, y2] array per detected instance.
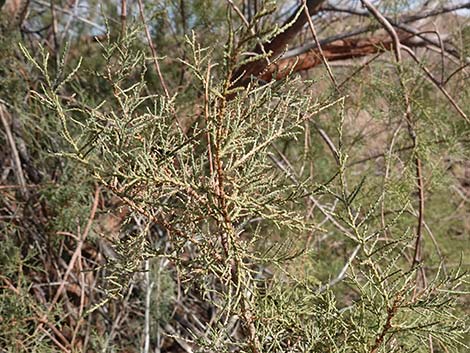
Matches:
[[317, 244, 361, 293], [286, 2, 469, 60], [444, 62, 470, 86], [360, 0, 402, 62], [321, 2, 470, 23], [136, 0, 170, 99], [0, 104, 28, 198], [303, 0, 339, 90], [401, 45, 469, 123], [33, 186, 100, 344], [32, 0, 105, 32]]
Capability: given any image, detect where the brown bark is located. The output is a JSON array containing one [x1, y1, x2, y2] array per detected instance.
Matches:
[[230, 0, 326, 88], [259, 33, 426, 81]]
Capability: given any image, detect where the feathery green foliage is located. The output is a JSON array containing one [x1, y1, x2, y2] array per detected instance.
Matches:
[[1, 0, 469, 352]]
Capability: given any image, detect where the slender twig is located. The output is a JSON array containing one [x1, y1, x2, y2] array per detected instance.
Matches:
[[178, 0, 188, 86], [401, 45, 469, 123], [321, 2, 470, 22], [120, 0, 127, 38], [60, 0, 80, 44], [204, 62, 215, 180], [227, 0, 251, 28], [380, 121, 404, 238], [33, 187, 100, 342], [286, 2, 470, 60], [433, 29, 446, 84], [393, 23, 459, 59], [317, 244, 361, 293], [226, 0, 270, 63], [32, 0, 106, 32], [70, 271, 86, 346], [143, 259, 152, 353], [212, 81, 261, 352], [412, 158, 424, 268], [100, 284, 135, 353], [49, 0, 59, 53], [347, 138, 467, 166], [70, 217, 88, 347], [338, 52, 383, 89], [360, 0, 401, 62], [303, 0, 339, 91], [136, 0, 170, 99], [38, 326, 70, 353], [0, 104, 28, 198], [444, 62, 470, 86], [313, 122, 340, 163]]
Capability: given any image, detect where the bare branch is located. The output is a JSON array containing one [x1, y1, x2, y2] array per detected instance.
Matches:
[[137, 0, 170, 99], [0, 104, 28, 198], [303, 0, 339, 90]]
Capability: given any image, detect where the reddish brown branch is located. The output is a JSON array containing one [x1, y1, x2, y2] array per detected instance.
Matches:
[[259, 33, 424, 81], [230, 0, 326, 88], [136, 0, 170, 99], [370, 297, 400, 353]]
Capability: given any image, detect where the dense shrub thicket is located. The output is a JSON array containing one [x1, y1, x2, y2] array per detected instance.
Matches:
[[1, 1, 469, 352]]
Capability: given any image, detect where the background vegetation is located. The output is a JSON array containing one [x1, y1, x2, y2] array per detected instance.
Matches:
[[1, 0, 469, 352]]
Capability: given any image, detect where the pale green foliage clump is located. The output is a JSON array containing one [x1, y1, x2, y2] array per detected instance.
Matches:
[[23, 27, 469, 353], [1, 1, 469, 352]]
